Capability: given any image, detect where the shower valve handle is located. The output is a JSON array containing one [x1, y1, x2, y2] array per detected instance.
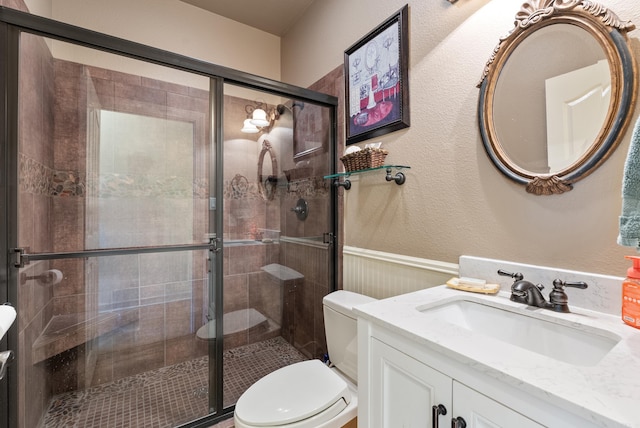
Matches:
[[291, 198, 308, 220]]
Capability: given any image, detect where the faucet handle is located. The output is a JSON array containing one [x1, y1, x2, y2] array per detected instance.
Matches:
[[552, 279, 588, 290], [549, 279, 588, 313], [497, 269, 524, 281]]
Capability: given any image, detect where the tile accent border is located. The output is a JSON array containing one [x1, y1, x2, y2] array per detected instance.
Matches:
[[19, 153, 210, 199]]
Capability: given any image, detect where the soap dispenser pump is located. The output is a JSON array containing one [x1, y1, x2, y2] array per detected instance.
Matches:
[[622, 256, 640, 329]]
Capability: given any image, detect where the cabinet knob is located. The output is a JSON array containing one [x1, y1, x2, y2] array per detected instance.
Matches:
[[451, 416, 467, 428], [432, 404, 447, 428]]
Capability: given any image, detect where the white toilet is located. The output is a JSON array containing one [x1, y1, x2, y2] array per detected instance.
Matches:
[[234, 290, 376, 428]]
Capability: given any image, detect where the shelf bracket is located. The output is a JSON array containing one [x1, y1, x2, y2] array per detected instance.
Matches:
[[334, 179, 351, 190], [324, 165, 409, 190], [385, 168, 406, 185]]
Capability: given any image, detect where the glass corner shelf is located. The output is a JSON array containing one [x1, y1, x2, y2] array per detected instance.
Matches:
[[324, 165, 410, 190]]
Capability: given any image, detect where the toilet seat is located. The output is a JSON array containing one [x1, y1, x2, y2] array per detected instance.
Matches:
[[234, 359, 351, 427]]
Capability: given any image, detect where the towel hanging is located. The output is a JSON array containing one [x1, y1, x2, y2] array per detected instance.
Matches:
[[618, 115, 640, 251]]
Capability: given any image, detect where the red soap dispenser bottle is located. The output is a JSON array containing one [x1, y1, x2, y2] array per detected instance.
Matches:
[[622, 256, 640, 329]]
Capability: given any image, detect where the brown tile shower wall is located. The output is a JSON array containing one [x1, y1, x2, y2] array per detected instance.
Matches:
[[279, 176, 331, 360], [14, 47, 213, 413], [223, 242, 282, 349], [220, 93, 336, 356], [220, 95, 285, 349], [277, 65, 345, 360], [218, 69, 342, 361], [280, 241, 330, 359], [221, 159, 282, 348], [49, 59, 212, 390], [16, 30, 56, 428], [277, 188, 331, 360], [222, 94, 282, 242], [308, 65, 345, 294]]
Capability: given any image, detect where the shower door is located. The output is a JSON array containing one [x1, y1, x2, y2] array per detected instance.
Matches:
[[0, 7, 338, 427], [9, 32, 222, 428], [220, 84, 338, 407]]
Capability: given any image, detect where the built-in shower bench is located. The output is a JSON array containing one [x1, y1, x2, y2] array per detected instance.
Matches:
[[32, 309, 138, 363]]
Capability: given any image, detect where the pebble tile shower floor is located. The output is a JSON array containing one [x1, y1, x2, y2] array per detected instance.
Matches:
[[43, 337, 307, 427]]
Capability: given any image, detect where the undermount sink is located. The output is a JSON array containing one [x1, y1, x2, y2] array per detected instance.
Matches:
[[419, 299, 621, 366]]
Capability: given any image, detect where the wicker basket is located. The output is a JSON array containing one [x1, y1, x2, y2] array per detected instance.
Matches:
[[340, 148, 388, 172]]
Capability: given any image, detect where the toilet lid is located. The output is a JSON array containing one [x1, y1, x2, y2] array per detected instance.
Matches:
[[235, 359, 350, 426]]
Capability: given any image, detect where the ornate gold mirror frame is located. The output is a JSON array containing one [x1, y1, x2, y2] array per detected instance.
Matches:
[[477, 0, 637, 195]]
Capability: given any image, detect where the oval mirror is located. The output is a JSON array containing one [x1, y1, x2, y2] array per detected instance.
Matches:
[[477, 0, 637, 195], [257, 140, 278, 200]]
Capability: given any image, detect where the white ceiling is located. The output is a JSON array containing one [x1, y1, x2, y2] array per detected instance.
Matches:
[[179, 0, 315, 36]]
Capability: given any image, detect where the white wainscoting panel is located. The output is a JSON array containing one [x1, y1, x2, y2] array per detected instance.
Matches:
[[343, 246, 459, 299]]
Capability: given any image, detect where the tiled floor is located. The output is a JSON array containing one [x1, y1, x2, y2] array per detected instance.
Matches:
[[43, 337, 306, 428]]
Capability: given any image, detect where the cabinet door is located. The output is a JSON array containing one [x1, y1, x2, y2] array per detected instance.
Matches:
[[370, 338, 452, 428], [452, 381, 544, 427]]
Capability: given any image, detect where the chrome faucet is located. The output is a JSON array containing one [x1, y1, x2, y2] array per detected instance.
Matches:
[[497, 270, 588, 313]]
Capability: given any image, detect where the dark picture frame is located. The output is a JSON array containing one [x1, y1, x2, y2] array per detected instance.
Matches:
[[344, 5, 410, 145]]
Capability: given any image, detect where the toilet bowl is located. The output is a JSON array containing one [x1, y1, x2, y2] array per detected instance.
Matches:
[[234, 290, 376, 428]]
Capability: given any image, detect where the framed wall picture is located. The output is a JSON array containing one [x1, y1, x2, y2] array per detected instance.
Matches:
[[344, 5, 410, 145]]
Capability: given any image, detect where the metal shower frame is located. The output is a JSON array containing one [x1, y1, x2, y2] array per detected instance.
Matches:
[[0, 6, 338, 427]]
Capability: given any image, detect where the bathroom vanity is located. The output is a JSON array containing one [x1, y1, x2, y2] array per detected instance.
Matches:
[[355, 260, 640, 427]]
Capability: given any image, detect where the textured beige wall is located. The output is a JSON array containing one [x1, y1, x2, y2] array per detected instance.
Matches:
[[23, 0, 49, 18], [282, 0, 640, 277], [44, 0, 281, 83]]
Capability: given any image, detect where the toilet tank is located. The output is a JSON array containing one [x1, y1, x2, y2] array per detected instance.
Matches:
[[322, 290, 377, 383]]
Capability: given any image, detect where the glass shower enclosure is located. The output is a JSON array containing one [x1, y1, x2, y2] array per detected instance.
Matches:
[[0, 7, 338, 428]]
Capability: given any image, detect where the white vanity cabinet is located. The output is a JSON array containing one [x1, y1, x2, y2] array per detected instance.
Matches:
[[370, 337, 451, 426], [356, 266, 640, 427], [367, 336, 543, 427], [452, 381, 543, 428]]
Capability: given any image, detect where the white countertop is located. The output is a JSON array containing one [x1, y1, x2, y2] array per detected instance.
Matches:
[[354, 285, 640, 428]]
